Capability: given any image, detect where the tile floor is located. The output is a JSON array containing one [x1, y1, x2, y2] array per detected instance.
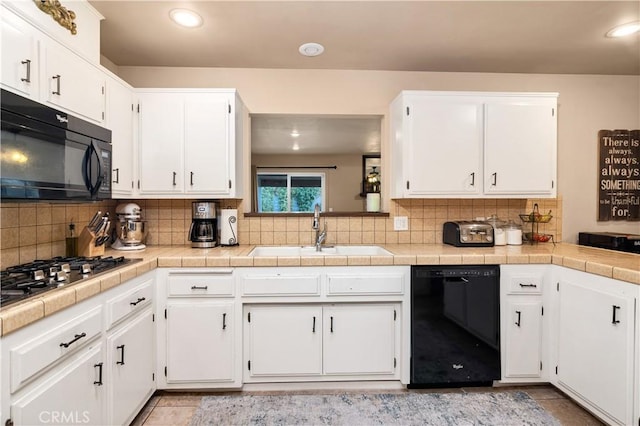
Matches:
[[131, 385, 603, 426]]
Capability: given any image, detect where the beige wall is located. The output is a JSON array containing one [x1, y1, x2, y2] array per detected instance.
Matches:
[[252, 153, 364, 212], [117, 66, 640, 243]]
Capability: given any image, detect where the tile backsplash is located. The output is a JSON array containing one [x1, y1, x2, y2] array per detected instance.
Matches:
[[0, 197, 562, 269], [241, 198, 562, 246]]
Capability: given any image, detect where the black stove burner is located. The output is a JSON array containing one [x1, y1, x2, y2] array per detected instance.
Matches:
[[1, 255, 137, 308]]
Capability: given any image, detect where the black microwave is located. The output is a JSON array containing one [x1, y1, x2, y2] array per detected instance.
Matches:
[[1, 89, 112, 201]]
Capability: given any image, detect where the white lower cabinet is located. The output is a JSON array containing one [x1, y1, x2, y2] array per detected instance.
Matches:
[[245, 305, 322, 377], [107, 308, 154, 426], [500, 265, 548, 382], [156, 268, 241, 389], [11, 343, 105, 426], [165, 302, 235, 383], [323, 304, 397, 376], [555, 268, 637, 426], [1, 270, 156, 426], [244, 303, 400, 381], [239, 266, 409, 384], [502, 299, 543, 378]]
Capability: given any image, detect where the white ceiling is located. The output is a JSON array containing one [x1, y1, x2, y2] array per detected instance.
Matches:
[[90, 1, 640, 76], [251, 114, 382, 155]]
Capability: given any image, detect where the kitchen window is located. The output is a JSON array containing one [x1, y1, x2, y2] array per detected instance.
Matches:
[[256, 173, 325, 213]]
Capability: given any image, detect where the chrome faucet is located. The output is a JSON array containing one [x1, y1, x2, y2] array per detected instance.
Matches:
[[313, 204, 326, 251]]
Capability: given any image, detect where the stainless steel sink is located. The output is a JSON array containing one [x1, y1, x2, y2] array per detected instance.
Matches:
[[248, 245, 392, 257]]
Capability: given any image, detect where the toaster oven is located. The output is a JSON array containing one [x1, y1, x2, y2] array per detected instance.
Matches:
[[443, 221, 495, 247]]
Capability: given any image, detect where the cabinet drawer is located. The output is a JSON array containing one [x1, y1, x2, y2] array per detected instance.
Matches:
[[241, 274, 321, 296], [168, 271, 234, 297], [327, 273, 404, 295], [10, 306, 102, 393], [105, 278, 153, 329], [507, 274, 543, 294]]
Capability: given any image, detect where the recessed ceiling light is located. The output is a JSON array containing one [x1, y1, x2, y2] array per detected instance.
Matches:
[[290, 130, 300, 138], [169, 9, 203, 28], [299, 42, 325, 57], [606, 21, 640, 38], [292, 143, 300, 151]]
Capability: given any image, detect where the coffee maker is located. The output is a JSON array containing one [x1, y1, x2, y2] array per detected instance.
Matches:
[[189, 201, 218, 248]]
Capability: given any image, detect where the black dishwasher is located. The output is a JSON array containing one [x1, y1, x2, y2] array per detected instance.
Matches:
[[409, 265, 500, 388]]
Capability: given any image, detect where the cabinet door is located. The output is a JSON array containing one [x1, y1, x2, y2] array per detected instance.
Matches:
[[503, 299, 542, 378], [106, 76, 136, 197], [42, 41, 105, 123], [108, 309, 154, 426], [184, 94, 231, 195], [166, 302, 234, 383], [558, 280, 635, 425], [405, 97, 483, 195], [1, 8, 38, 97], [11, 344, 105, 426], [323, 304, 397, 376], [484, 101, 556, 195], [245, 305, 322, 377], [138, 93, 184, 195]]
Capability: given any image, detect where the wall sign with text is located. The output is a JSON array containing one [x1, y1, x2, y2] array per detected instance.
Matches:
[[598, 129, 640, 221]]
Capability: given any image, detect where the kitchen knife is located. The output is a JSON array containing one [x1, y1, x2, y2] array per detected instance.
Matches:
[[94, 217, 108, 235], [88, 211, 102, 229]]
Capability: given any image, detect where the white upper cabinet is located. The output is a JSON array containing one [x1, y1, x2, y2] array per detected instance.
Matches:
[[400, 95, 483, 196], [184, 94, 232, 195], [137, 92, 184, 195], [390, 91, 558, 198], [2, 0, 103, 64], [484, 100, 557, 195], [137, 89, 245, 198], [105, 74, 136, 197], [1, 7, 38, 98], [1, 3, 106, 124], [41, 39, 105, 123]]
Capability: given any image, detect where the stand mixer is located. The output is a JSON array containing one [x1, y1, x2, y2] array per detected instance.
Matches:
[[112, 203, 147, 250]]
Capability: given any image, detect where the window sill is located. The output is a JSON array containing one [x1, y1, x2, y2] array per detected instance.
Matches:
[[244, 211, 389, 217]]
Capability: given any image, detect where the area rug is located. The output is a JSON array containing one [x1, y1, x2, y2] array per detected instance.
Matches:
[[189, 391, 560, 425]]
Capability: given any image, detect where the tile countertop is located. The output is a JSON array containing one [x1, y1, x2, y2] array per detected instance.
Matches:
[[0, 243, 638, 337]]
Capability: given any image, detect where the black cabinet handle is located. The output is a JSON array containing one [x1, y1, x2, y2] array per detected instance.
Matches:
[[130, 297, 146, 306], [94, 362, 103, 386], [491, 172, 497, 186], [172, 171, 177, 186], [330, 316, 334, 333], [21, 59, 31, 82], [312, 316, 316, 333], [190, 171, 194, 186], [116, 345, 125, 365], [191, 285, 208, 290], [60, 332, 86, 348], [113, 168, 120, 184], [470, 172, 475, 186], [52, 74, 61, 95], [515, 311, 521, 327], [519, 283, 537, 288], [612, 305, 621, 324], [222, 313, 227, 330]]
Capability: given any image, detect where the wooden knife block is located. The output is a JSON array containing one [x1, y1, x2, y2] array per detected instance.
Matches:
[[78, 227, 105, 257]]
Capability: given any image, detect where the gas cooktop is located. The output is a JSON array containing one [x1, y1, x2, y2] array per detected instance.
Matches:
[[0, 256, 141, 308]]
